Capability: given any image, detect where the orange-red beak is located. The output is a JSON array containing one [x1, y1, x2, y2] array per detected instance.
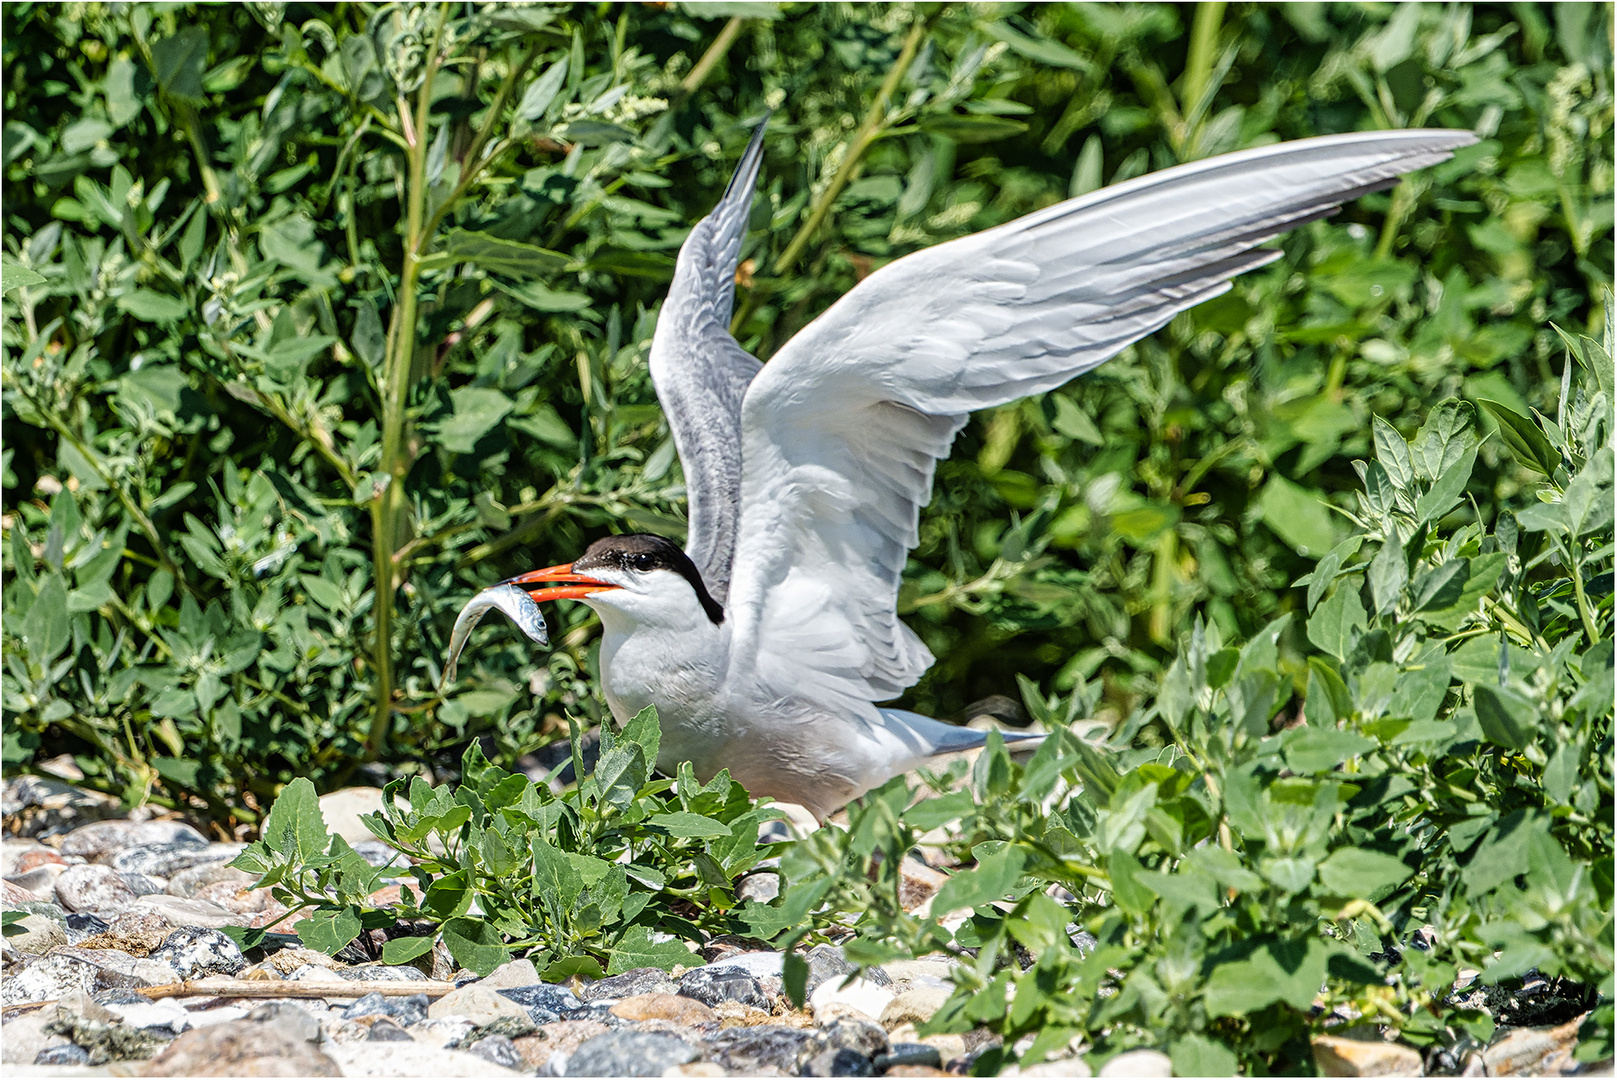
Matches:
[[503, 563, 620, 603]]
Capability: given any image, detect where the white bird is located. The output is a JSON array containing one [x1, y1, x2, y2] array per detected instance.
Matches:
[[499, 122, 1476, 821]]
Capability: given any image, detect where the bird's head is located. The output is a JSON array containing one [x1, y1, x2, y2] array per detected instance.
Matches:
[[507, 534, 724, 632]]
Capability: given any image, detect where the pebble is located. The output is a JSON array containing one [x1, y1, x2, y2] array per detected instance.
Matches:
[[35, 1043, 92, 1065], [328, 1040, 524, 1076], [1312, 1034, 1425, 1077], [579, 966, 679, 1000], [2, 1008, 73, 1064], [805, 944, 861, 995], [1482, 1015, 1585, 1076], [564, 1029, 700, 1076], [469, 1033, 525, 1070], [368, 1018, 415, 1041], [878, 1043, 945, 1070], [343, 991, 430, 1026], [58, 819, 208, 860], [6, 910, 68, 955], [130, 894, 242, 928], [610, 993, 718, 1027], [880, 986, 954, 1029], [108, 841, 239, 878], [738, 871, 781, 902], [514, 1020, 612, 1071], [63, 911, 111, 941], [139, 1015, 340, 1075], [704, 1024, 819, 1074], [430, 984, 536, 1025], [679, 964, 772, 1009], [475, 958, 543, 990], [499, 982, 585, 1022], [1097, 1048, 1174, 1077], [1, 775, 121, 837], [54, 863, 139, 911], [150, 927, 246, 979], [811, 975, 895, 1025], [318, 787, 402, 844], [804, 1046, 877, 1077]]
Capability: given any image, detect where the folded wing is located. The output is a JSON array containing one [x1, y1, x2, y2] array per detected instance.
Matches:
[[648, 120, 768, 604], [724, 129, 1477, 707]]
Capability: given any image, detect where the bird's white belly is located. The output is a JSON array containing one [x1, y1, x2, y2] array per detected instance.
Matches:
[[597, 626, 731, 777]]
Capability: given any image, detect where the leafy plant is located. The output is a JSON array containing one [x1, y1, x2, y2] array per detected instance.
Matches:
[[750, 326, 1614, 1074], [230, 706, 784, 978], [2, 3, 1608, 826]]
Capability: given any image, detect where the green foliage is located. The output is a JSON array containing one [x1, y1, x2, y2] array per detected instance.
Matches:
[[753, 341, 1613, 1073], [230, 706, 784, 977], [1, 3, 1610, 821]]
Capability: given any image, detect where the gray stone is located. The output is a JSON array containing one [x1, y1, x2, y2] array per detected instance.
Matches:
[[564, 1030, 699, 1076], [64, 912, 110, 941], [579, 967, 678, 1001], [41, 994, 173, 1065], [34, 1043, 91, 1065], [138, 1017, 340, 1075], [2, 953, 100, 1005], [806, 944, 889, 994], [7, 910, 68, 954], [1, 776, 121, 838], [678, 965, 771, 1009], [368, 1018, 414, 1041], [58, 819, 207, 860], [468, 1034, 524, 1070], [804, 1047, 876, 1077], [107, 841, 237, 878], [737, 872, 781, 903], [342, 992, 429, 1027], [54, 863, 138, 912], [327, 1040, 521, 1077], [120, 872, 168, 897], [49, 946, 180, 991], [498, 982, 586, 1023], [1, 1008, 73, 1064], [1097, 1048, 1173, 1077], [247, 1002, 323, 1045], [429, 984, 533, 1025], [129, 895, 240, 929], [703, 1025, 820, 1075], [476, 958, 542, 990], [876, 1043, 944, 1070], [352, 840, 405, 867], [820, 1018, 890, 1059], [165, 861, 257, 898], [150, 927, 246, 979]]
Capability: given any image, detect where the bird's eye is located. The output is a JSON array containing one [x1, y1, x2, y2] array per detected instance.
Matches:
[[631, 552, 656, 571]]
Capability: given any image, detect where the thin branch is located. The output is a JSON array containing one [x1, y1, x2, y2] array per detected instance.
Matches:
[[680, 17, 745, 96]]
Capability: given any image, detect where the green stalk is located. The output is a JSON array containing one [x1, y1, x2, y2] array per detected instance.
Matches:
[[1181, 2, 1226, 128], [680, 17, 746, 96], [771, 15, 929, 279], [368, 6, 450, 763]]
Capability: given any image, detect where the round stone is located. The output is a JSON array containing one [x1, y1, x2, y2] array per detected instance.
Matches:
[[151, 927, 246, 979], [565, 1030, 699, 1077], [53, 864, 137, 912]]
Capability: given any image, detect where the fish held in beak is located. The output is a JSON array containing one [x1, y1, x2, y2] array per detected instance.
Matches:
[[443, 584, 549, 686]]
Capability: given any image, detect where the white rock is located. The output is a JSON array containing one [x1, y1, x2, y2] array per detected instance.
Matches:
[[477, 958, 541, 990], [427, 984, 534, 1025], [1, 953, 99, 1005], [412, 1016, 481, 1048], [130, 895, 240, 928], [1097, 1049, 1172, 1077], [707, 951, 786, 978], [326, 1040, 522, 1076], [810, 975, 895, 1024], [106, 998, 194, 1033], [318, 787, 406, 844]]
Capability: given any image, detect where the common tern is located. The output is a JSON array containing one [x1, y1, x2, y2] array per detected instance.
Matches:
[[491, 121, 1476, 820]]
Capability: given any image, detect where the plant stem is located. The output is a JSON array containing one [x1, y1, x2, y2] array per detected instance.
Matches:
[[368, 4, 450, 763], [770, 14, 930, 280], [1181, 2, 1226, 134], [1571, 551, 1603, 644], [680, 17, 745, 95]]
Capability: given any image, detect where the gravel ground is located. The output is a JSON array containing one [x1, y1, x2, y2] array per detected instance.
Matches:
[[2, 772, 1608, 1078]]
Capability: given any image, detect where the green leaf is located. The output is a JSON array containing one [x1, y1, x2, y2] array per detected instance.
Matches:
[[1415, 446, 1477, 523], [982, 21, 1092, 70], [1307, 584, 1367, 661], [593, 744, 646, 812], [543, 956, 605, 981], [606, 924, 700, 974], [1257, 475, 1339, 556], [649, 811, 730, 839], [918, 113, 1030, 144], [297, 905, 363, 956], [1283, 729, 1375, 774], [441, 229, 569, 278], [1479, 399, 1560, 476], [1171, 1034, 1239, 1078], [1410, 399, 1478, 480], [380, 935, 437, 964], [20, 572, 71, 663], [492, 278, 592, 313], [1372, 415, 1415, 491], [517, 57, 569, 120], [150, 27, 209, 102], [441, 917, 510, 976], [902, 789, 975, 831], [1472, 684, 1539, 750], [1366, 538, 1407, 616], [117, 289, 188, 323], [1204, 937, 1332, 1016], [260, 778, 329, 860], [933, 844, 1028, 913], [422, 869, 475, 920], [619, 705, 661, 775], [1316, 848, 1412, 899], [437, 387, 515, 455], [1, 259, 45, 294]]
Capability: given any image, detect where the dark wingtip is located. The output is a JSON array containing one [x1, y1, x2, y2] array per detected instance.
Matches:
[[721, 111, 771, 206]]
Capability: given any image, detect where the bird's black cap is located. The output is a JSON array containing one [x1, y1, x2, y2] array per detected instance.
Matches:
[[573, 534, 725, 625]]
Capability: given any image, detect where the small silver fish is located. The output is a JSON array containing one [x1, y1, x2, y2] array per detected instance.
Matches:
[[443, 584, 550, 685]]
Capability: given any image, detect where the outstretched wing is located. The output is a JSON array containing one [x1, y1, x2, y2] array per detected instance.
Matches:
[[725, 129, 1477, 710], [648, 119, 768, 604]]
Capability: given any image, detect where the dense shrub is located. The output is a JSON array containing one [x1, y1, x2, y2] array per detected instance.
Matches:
[[2, 4, 1610, 829]]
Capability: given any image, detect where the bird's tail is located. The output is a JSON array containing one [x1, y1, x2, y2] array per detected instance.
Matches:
[[878, 707, 1044, 760]]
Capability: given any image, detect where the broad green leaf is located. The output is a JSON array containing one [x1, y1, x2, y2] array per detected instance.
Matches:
[[932, 843, 1028, 912], [649, 811, 730, 839], [1411, 399, 1478, 480], [1462, 813, 1549, 895], [150, 27, 209, 102], [437, 387, 515, 455], [1204, 937, 1332, 1016], [902, 789, 975, 831], [20, 572, 71, 663], [517, 57, 569, 120], [593, 744, 646, 812], [1367, 537, 1407, 615], [1479, 399, 1559, 476], [1105, 850, 1156, 913], [606, 924, 700, 974], [422, 870, 474, 920], [918, 113, 1030, 144], [380, 934, 437, 964], [493, 278, 592, 312], [117, 290, 188, 323], [440, 229, 569, 278], [620, 705, 661, 775], [1415, 446, 1477, 523], [1372, 415, 1415, 491], [1283, 729, 1375, 774], [297, 905, 363, 956], [1307, 585, 1367, 662], [2, 259, 45, 294], [1257, 475, 1339, 556], [1171, 1034, 1239, 1078], [260, 778, 329, 860], [1472, 684, 1539, 750], [441, 917, 510, 976], [1303, 657, 1352, 726], [1316, 848, 1412, 898]]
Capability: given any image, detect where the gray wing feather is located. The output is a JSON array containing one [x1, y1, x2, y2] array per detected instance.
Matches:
[[648, 120, 769, 604]]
